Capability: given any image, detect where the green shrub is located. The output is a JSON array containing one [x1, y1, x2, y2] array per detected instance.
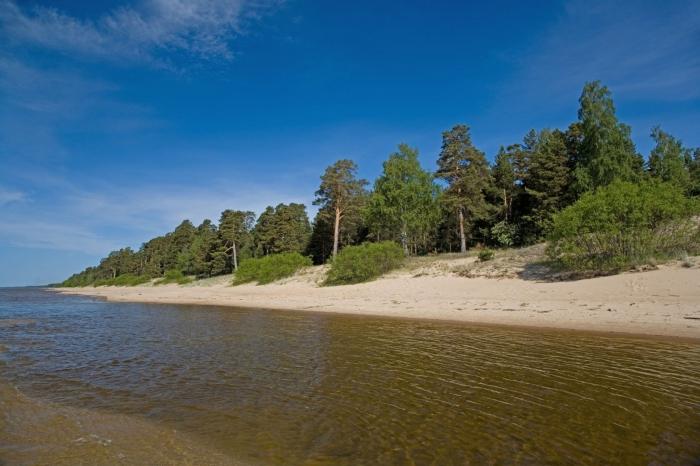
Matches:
[[547, 180, 700, 272], [478, 248, 495, 262], [89, 274, 151, 287], [233, 252, 312, 285], [110, 274, 151, 286], [58, 274, 95, 287], [324, 241, 405, 286], [490, 221, 518, 247], [155, 269, 193, 285]]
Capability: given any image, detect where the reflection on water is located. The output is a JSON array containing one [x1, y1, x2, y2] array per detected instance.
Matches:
[[1, 288, 699, 465]]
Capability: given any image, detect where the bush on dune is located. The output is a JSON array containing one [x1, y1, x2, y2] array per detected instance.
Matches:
[[110, 274, 151, 286], [324, 241, 405, 286], [232, 252, 312, 285], [547, 180, 700, 272], [83, 274, 151, 287], [478, 248, 495, 262], [154, 269, 193, 285]]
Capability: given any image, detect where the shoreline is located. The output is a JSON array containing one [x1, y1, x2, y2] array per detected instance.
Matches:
[[55, 264, 700, 340]]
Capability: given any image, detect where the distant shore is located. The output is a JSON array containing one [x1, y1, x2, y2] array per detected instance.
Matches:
[[56, 253, 700, 339]]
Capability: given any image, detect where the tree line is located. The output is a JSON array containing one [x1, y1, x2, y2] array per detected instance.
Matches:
[[60, 81, 700, 286]]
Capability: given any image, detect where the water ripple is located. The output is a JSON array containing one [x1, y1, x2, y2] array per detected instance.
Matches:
[[1, 288, 699, 465]]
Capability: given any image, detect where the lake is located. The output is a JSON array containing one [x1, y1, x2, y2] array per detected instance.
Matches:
[[1, 287, 699, 465]]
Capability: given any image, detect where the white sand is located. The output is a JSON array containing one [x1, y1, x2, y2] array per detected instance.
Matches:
[[57, 263, 700, 339]]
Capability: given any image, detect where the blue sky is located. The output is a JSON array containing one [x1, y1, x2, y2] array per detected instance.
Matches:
[[1, 0, 699, 286]]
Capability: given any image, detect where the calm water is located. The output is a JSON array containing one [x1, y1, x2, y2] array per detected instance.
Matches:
[[1, 288, 699, 465]]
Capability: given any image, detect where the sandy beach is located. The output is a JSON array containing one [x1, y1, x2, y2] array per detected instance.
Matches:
[[57, 254, 700, 339]]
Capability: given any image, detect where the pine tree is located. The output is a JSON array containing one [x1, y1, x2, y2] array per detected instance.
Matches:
[[436, 125, 492, 253], [307, 209, 335, 264], [253, 204, 311, 255], [492, 146, 516, 222], [189, 219, 219, 277], [165, 220, 196, 272], [313, 159, 368, 259], [521, 129, 571, 239], [219, 210, 255, 270]]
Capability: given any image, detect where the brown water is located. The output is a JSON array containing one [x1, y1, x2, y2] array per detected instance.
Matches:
[[1, 288, 699, 465]]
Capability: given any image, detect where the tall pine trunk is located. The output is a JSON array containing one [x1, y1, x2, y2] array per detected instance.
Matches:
[[401, 224, 409, 256], [232, 242, 238, 271], [332, 206, 341, 258], [458, 208, 467, 254]]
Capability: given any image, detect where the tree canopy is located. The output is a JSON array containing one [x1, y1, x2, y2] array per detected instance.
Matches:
[[60, 80, 699, 286], [366, 144, 441, 255], [574, 81, 643, 192]]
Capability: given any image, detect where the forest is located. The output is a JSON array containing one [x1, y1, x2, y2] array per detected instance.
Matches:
[[59, 81, 700, 287]]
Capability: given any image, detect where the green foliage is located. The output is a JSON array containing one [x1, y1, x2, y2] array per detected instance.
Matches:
[[548, 181, 700, 271], [492, 146, 516, 222], [165, 220, 197, 272], [59, 81, 700, 282], [436, 124, 494, 252], [61, 273, 151, 287], [313, 159, 369, 259], [490, 220, 518, 247], [110, 274, 151, 286], [155, 269, 193, 285], [254, 203, 311, 256], [519, 129, 572, 241], [478, 248, 495, 262], [219, 209, 256, 270], [648, 126, 692, 191], [59, 269, 97, 287], [307, 208, 335, 265], [690, 148, 700, 197], [365, 144, 441, 255], [187, 219, 222, 277], [232, 252, 312, 285], [307, 206, 368, 265], [324, 241, 405, 285], [573, 81, 643, 192], [93, 274, 151, 287]]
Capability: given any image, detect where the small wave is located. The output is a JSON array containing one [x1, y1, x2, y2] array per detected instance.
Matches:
[[0, 319, 37, 328]]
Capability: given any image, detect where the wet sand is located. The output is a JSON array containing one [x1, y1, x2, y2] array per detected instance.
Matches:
[[57, 265, 700, 339], [0, 382, 237, 465]]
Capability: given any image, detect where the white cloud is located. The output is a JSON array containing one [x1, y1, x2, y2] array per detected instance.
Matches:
[[0, 186, 26, 205], [0, 0, 280, 65]]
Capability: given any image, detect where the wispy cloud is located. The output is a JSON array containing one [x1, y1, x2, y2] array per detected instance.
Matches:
[[0, 218, 121, 255], [0, 0, 280, 65], [478, 0, 700, 154], [513, 0, 700, 102], [0, 186, 26, 205], [0, 172, 312, 255], [0, 58, 116, 115], [0, 57, 162, 163]]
